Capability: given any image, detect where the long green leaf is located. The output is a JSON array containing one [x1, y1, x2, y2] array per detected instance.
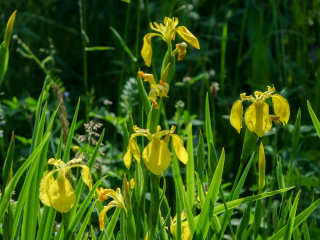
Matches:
[[64, 175, 108, 240], [75, 203, 95, 240], [62, 98, 80, 163], [194, 148, 225, 239], [172, 142, 184, 209], [307, 100, 320, 137], [186, 123, 195, 210], [137, 76, 152, 116], [109, 26, 137, 62], [3, 132, 14, 191], [182, 186, 196, 235], [0, 132, 50, 224]]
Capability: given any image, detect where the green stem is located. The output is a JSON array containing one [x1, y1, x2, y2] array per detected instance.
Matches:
[[62, 212, 70, 236], [187, 83, 191, 123], [148, 173, 160, 240]]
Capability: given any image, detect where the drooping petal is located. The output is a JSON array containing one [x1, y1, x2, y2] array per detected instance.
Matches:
[[70, 164, 92, 190], [124, 138, 141, 169], [39, 170, 56, 206], [271, 94, 290, 125], [176, 26, 200, 49], [81, 165, 92, 190], [142, 140, 171, 175], [141, 33, 162, 67], [99, 203, 117, 230], [230, 100, 243, 134], [106, 188, 127, 214], [171, 134, 188, 164], [245, 102, 270, 137], [48, 176, 76, 213]]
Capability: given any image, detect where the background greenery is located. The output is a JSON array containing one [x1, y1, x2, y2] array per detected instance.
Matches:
[[1, 0, 320, 238]]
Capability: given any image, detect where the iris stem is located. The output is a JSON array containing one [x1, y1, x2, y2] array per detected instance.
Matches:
[[62, 212, 70, 236], [148, 173, 160, 240]]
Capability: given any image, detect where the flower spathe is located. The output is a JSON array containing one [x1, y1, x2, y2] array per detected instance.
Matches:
[[98, 188, 127, 230], [141, 17, 200, 66], [138, 63, 170, 109], [230, 85, 290, 137], [124, 125, 188, 175], [39, 157, 92, 213]]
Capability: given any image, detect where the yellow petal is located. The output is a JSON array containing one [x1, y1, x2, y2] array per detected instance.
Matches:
[[245, 102, 270, 137], [48, 177, 76, 213], [142, 140, 171, 175], [181, 221, 192, 240], [39, 171, 56, 206], [230, 100, 243, 134], [141, 33, 162, 67], [176, 26, 200, 49], [81, 166, 92, 190], [271, 94, 290, 125], [107, 188, 127, 215], [99, 204, 117, 231], [4, 10, 16, 49], [171, 134, 188, 164], [124, 138, 141, 169]]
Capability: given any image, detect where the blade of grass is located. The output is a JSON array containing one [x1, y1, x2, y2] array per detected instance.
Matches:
[[75, 202, 95, 240], [307, 100, 320, 137], [109, 26, 137, 62], [62, 98, 80, 163], [186, 123, 195, 212]]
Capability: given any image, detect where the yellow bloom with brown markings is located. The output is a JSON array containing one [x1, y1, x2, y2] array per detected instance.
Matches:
[[230, 85, 290, 137], [39, 157, 92, 213], [141, 17, 200, 67], [138, 63, 171, 109], [124, 125, 188, 175]]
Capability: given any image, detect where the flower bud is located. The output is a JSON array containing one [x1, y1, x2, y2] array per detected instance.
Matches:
[[258, 141, 266, 192]]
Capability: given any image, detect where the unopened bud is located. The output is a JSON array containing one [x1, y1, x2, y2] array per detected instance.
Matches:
[[258, 141, 265, 192], [4, 11, 17, 49]]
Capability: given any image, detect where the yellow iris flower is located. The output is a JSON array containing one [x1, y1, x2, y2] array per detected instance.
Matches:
[[98, 188, 127, 230], [138, 63, 170, 109], [39, 157, 92, 213], [124, 125, 188, 175], [141, 17, 200, 67], [170, 213, 191, 240], [230, 85, 290, 137]]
